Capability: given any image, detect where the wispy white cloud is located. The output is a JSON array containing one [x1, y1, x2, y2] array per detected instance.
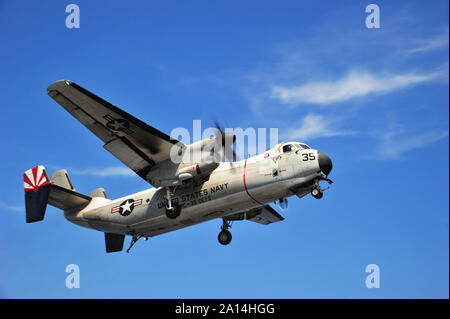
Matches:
[[0, 201, 24, 212], [271, 68, 444, 106], [407, 30, 449, 54], [69, 167, 135, 177], [375, 129, 449, 160], [283, 114, 356, 141]]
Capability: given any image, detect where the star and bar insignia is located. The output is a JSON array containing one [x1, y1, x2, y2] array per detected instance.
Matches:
[[103, 114, 134, 135], [111, 198, 142, 216]]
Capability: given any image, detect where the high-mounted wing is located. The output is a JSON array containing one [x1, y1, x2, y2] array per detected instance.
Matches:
[[47, 80, 183, 185], [224, 205, 284, 225]]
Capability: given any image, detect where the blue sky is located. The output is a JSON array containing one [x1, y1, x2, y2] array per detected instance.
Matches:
[[0, 0, 448, 298]]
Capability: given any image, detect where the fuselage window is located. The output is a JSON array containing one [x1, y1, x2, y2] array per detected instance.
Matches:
[[299, 143, 310, 149], [283, 144, 293, 153]]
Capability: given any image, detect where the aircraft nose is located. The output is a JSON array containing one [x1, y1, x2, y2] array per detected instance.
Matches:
[[318, 151, 332, 176]]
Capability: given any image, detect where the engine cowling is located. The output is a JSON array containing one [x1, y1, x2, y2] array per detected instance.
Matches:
[[176, 161, 219, 181]]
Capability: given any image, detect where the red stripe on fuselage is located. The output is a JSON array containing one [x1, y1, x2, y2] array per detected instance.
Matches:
[[243, 159, 263, 205]]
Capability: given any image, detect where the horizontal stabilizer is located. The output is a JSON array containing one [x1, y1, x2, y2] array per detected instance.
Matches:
[[48, 185, 91, 211]]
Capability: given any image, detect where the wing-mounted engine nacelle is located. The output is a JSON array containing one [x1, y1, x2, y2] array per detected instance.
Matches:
[[176, 161, 220, 181], [181, 131, 236, 164]]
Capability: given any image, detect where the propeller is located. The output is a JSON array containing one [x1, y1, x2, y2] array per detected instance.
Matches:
[[277, 198, 289, 212], [213, 120, 238, 163]]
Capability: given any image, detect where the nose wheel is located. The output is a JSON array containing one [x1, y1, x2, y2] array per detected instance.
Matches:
[[218, 219, 232, 245], [311, 177, 331, 200], [311, 188, 323, 199]]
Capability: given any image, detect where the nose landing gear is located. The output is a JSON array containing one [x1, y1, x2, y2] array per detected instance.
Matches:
[[218, 219, 232, 245], [311, 176, 333, 199], [311, 188, 323, 199]]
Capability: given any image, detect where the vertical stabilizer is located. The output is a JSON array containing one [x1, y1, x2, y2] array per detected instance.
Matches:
[[24, 166, 52, 223]]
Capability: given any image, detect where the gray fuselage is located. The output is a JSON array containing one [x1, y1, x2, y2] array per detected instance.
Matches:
[[64, 143, 323, 238]]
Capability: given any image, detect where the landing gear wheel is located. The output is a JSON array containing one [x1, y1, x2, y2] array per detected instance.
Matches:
[[165, 203, 181, 219], [311, 188, 323, 199], [164, 186, 181, 219], [218, 229, 232, 245]]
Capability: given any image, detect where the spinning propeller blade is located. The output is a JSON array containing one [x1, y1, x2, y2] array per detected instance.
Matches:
[[213, 120, 238, 164]]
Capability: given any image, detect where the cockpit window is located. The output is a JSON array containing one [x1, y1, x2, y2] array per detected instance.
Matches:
[[282, 144, 293, 153], [299, 143, 310, 149]]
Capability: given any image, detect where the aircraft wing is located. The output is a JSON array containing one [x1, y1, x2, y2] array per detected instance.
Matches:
[[246, 205, 284, 225], [224, 205, 285, 225], [47, 80, 183, 185]]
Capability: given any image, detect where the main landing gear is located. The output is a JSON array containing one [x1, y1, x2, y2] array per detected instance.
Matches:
[[218, 219, 232, 245], [165, 187, 181, 219]]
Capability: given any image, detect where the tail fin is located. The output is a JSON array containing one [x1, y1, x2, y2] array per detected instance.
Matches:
[[105, 233, 125, 253], [50, 169, 75, 191], [24, 166, 52, 223], [24, 165, 91, 223]]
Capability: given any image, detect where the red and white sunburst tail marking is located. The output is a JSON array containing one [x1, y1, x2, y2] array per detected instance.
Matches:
[[24, 165, 51, 193], [24, 165, 52, 223]]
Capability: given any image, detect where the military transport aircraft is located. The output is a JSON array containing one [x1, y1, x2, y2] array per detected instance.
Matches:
[[24, 80, 333, 253]]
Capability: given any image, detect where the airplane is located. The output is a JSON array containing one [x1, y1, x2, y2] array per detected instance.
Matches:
[[24, 80, 333, 253]]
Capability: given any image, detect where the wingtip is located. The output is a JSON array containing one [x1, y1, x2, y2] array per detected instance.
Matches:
[[47, 80, 73, 93]]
